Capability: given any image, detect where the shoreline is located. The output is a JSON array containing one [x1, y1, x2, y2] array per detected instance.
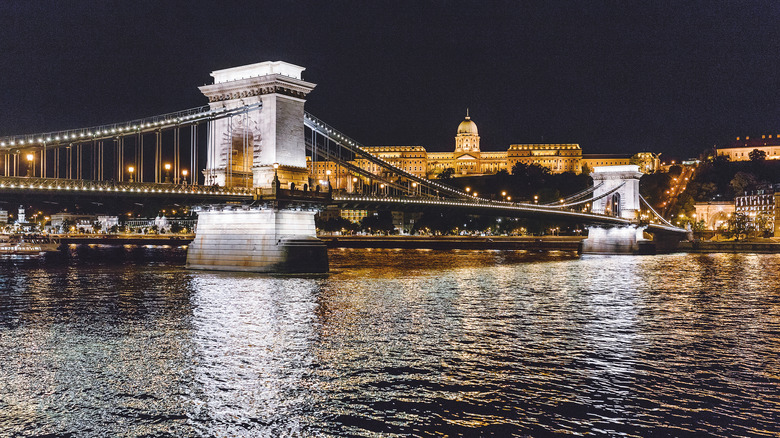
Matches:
[[320, 235, 584, 251], [321, 235, 780, 254], [679, 240, 780, 254]]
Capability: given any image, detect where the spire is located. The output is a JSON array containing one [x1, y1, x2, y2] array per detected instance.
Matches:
[[466, 108, 470, 119]]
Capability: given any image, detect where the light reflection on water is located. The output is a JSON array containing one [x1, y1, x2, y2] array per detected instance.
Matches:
[[0, 248, 778, 437]]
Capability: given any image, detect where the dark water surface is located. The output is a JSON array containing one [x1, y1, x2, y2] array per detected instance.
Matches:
[[0, 248, 778, 437]]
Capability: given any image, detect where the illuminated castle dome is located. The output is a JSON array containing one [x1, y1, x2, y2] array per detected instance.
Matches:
[[457, 111, 479, 135], [455, 109, 480, 153]]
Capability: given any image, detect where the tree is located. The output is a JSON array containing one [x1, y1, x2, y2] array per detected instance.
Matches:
[[729, 171, 759, 196], [754, 212, 773, 237], [92, 221, 103, 233], [60, 218, 75, 233], [749, 149, 767, 162], [724, 213, 751, 241], [360, 211, 395, 234], [437, 167, 455, 181]]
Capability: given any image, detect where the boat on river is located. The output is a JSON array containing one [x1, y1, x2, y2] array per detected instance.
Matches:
[[0, 235, 61, 255]]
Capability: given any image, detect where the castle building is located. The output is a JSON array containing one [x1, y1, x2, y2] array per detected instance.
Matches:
[[717, 135, 780, 161], [307, 112, 658, 195]]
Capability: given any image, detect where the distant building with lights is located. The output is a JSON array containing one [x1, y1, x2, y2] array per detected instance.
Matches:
[[717, 135, 780, 161], [735, 184, 778, 235], [693, 201, 735, 231]]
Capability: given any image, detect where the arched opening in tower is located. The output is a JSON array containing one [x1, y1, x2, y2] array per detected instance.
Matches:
[[227, 129, 254, 188]]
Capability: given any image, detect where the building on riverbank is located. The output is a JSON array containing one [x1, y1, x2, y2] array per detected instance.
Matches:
[[735, 184, 779, 235], [694, 201, 735, 231]]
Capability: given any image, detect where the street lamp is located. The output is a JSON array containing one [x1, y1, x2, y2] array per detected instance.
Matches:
[[164, 163, 172, 183], [26, 153, 34, 177], [534, 195, 539, 204], [412, 181, 418, 196], [465, 187, 471, 194], [127, 165, 135, 182], [181, 169, 188, 185], [326, 169, 331, 187]]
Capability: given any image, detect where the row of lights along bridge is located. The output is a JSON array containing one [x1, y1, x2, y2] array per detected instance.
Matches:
[[22, 152, 189, 184]]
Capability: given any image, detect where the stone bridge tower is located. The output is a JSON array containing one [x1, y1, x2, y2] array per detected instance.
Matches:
[[199, 61, 315, 191], [590, 165, 643, 220], [187, 61, 328, 273]]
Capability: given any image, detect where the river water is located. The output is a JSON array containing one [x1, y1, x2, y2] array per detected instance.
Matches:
[[0, 247, 778, 437]]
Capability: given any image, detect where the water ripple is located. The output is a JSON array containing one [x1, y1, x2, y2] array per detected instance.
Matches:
[[0, 249, 778, 436]]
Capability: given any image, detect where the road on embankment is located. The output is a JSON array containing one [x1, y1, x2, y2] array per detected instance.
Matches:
[[318, 235, 584, 251]]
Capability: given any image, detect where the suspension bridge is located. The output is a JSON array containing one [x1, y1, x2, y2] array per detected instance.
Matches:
[[0, 60, 685, 272]]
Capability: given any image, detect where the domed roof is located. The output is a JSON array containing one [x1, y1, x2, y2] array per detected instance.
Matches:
[[457, 111, 478, 135]]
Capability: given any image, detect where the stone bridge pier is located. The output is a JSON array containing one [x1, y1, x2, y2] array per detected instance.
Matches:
[[185, 61, 328, 273]]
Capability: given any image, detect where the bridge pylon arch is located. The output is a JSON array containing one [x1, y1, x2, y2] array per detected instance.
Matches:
[[590, 165, 643, 220]]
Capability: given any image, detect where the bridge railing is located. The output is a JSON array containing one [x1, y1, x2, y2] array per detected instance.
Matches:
[[0, 102, 262, 150], [0, 175, 253, 197]]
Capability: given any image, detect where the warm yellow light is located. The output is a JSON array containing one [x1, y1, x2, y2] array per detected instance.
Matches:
[[326, 170, 332, 176], [164, 163, 171, 170], [273, 163, 279, 169], [507, 196, 511, 201], [501, 191, 506, 196], [465, 187, 471, 192], [181, 169, 188, 176], [412, 182, 417, 188], [352, 177, 358, 182], [128, 166, 135, 173], [26, 153, 34, 162]]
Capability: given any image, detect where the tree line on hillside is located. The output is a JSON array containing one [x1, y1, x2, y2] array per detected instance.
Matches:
[[438, 163, 592, 204]]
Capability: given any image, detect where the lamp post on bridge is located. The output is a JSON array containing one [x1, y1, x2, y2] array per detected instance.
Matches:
[[164, 163, 172, 183], [127, 166, 135, 183], [181, 169, 188, 185], [26, 153, 34, 177]]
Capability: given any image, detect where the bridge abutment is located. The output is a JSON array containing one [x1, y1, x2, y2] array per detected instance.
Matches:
[[185, 206, 327, 273], [581, 225, 654, 255]]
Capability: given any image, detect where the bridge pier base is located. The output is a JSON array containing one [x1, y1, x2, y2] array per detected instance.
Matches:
[[581, 225, 655, 255], [185, 206, 328, 273]]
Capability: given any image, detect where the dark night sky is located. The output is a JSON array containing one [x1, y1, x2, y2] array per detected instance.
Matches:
[[2, 1, 779, 160]]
